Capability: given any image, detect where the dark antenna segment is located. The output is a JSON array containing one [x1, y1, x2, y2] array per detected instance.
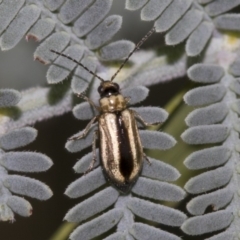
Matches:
[[50, 50, 105, 82], [110, 26, 155, 82], [50, 26, 155, 83]]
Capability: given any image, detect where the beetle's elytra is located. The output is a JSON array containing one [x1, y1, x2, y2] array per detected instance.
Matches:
[[98, 81, 144, 193], [51, 26, 159, 193]]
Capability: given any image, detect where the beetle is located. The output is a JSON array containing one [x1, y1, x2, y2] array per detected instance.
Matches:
[[51, 26, 159, 193]]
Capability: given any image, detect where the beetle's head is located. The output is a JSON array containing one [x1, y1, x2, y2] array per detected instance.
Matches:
[[98, 81, 120, 98], [98, 81, 127, 112]]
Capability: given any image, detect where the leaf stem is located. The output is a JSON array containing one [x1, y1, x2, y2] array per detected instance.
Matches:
[[49, 222, 77, 240]]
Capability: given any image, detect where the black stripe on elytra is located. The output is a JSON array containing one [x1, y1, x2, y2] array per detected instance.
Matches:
[[116, 111, 134, 179]]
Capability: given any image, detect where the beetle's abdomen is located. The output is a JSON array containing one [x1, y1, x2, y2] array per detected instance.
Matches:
[[99, 109, 143, 193]]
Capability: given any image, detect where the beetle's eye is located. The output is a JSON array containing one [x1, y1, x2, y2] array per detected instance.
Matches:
[[113, 83, 119, 90], [98, 86, 103, 94]]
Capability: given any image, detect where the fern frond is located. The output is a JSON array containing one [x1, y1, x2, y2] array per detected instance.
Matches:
[[182, 59, 240, 238], [0, 95, 53, 221]]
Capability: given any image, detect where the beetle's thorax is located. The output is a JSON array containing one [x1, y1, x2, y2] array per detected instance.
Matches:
[[100, 94, 127, 113], [98, 81, 127, 113]]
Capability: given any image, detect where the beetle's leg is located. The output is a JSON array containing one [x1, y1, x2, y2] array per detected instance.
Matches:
[[77, 93, 100, 112], [132, 110, 161, 127], [68, 116, 98, 141], [84, 130, 98, 175], [143, 153, 151, 165]]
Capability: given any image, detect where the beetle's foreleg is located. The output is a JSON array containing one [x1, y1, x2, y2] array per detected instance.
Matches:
[[68, 116, 98, 141], [84, 130, 98, 175], [77, 93, 100, 112], [132, 110, 161, 127], [143, 152, 151, 165]]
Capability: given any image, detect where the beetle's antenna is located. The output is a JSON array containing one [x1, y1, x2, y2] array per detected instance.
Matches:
[[50, 50, 105, 82], [50, 26, 155, 83], [110, 26, 156, 82]]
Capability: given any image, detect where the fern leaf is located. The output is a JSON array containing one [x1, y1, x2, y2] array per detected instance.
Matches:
[[0, 89, 21, 108], [0, 123, 53, 221], [182, 62, 240, 237]]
